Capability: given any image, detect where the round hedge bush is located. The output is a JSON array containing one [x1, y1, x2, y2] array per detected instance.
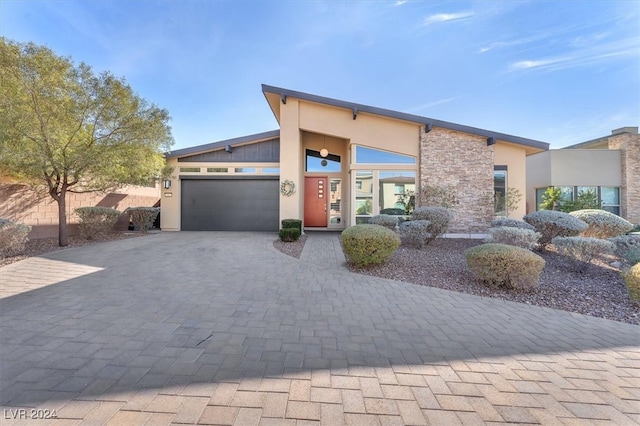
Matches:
[[341, 224, 400, 267], [490, 217, 535, 231], [569, 209, 634, 239], [368, 214, 399, 231], [552, 236, 615, 272], [412, 206, 453, 245], [485, 226, 540, 250], [523, 210, 588, 249], [399, 220, 431, 249], [622, 263, 640, 301], [465, 243, 546, 290]]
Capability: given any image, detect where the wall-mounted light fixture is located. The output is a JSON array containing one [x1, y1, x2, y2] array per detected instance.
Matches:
[[320, 135, 328, 158], [163, 179, 171, 189], [225, 144, 233, 153], [486, 136, 496, 146]]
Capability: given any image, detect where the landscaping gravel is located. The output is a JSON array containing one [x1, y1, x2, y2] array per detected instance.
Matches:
[[0, 232, 147, 268], [276, 237, 639, 325], [273, 234, 307, 259]]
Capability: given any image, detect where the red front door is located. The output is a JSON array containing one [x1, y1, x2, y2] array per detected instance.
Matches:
[[304, 177, 328, 227]]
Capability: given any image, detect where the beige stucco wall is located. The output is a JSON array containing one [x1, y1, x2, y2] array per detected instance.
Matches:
[[0, 182, 160, 239], [494, 143, 527, 218]]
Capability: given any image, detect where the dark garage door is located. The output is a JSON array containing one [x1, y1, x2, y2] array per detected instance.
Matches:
[[181, 178, 279, 231]]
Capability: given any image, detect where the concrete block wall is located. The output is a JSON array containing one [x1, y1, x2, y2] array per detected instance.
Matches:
[[608, 128, 640, 224], [0, 183, 160, 239], [419, 127, 494, 233]]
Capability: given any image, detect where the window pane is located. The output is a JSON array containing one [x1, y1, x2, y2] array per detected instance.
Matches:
[[262, 167, 280, 174], [494, 170, 506, 216], [355, 171, 373, 219], [355, 146, 415, 164], [536, 188, 546, 210], [235, 167, 256, 173], [306, 150, 341, 172], [603, 206, 620, 215], [207, 167, 228, 173], [557, 186, 573, 201], [379, 171, 415, 215], [601, 187, 620, 205], [180, 167, 200, 172]]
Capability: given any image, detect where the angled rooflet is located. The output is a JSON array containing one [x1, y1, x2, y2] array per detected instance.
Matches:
[[262, 84, 549, 152], [166, 130, 280, 158]]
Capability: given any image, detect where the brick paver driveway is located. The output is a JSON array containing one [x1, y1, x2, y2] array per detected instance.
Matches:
[[1, 232, 639, 425]]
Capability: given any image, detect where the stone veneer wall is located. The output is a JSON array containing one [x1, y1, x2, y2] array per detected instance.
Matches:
[[608, 131, 640, 224], [419, 127, 494, 233], [0, 183, 160, 239]]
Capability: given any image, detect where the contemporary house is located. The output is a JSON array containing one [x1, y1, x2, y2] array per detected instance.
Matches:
[[161, 85, 549, 234], [526, 127, 639, 224]]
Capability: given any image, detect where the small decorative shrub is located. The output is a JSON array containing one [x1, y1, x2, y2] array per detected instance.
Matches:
[[126, 207, 160, 234], [465, 243, 545, 290], [279, 227, 300, 242], [369, 215, 399, 231], [0, 219, 31, 258], [490, 217, 535, 231], [399, 220, 431, 249], [552, 236, 615, 272], [609, 235, 640, 264], [281, 219, 302, 233], [523, 210, 588, 249], [412, 206, 453, 245], [569, 209, 634, 239], [485, 227, 540, 250], [75, 206, 121, 240], [622, 263, 640, 301], [341, 224, 400, 267]]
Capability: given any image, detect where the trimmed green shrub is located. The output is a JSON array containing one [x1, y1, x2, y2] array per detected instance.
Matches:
[[552, 236, 615, 272], [281, 219, 302, 233], [523, 210, 588, 249], [126, 207, 160, 234], [399, 220, 431, 249], [0, 219, 31, 258], [75, 206, 121, 240], [465, 243, 545, 290], [622, 263, 640, 301], [569, 209, 634, 239], [369, 215, 398, 231], [412, 206, 453, 245], [609, 235, 640, 264], [341, 224, 400, 267], [485, 227, 540, 250], [279, 227, 301, 242], [490, 217, 535, 231]]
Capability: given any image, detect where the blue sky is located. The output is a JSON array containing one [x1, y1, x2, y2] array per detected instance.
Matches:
[[2, 0, 638, 150]]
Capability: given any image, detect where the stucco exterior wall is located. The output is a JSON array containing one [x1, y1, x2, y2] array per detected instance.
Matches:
[[420, 127, 494, 232], [0, 183, 160, 239], [494, 143, 527, 218], [609, 132, 640, 224]]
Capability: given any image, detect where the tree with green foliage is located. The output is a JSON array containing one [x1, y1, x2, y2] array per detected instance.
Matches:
[[539, 187, 601, 213], [0, 38, 173, 246]]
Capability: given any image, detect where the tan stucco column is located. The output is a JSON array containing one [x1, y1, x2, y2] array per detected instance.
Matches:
[[279, 99, 303, 225]]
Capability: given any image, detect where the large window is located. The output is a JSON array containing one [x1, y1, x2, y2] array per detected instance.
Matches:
[[355, 146, 416, 164], [494, 168, 507, 216], [535, 186, 621, 215], [355, 171, 373, 223], [379, 171, 416, 215]]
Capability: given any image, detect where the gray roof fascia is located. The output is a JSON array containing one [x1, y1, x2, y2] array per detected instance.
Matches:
[[261, 84, 549, 151], [561, 135, 609, 149], [166, 130, 280, 158]]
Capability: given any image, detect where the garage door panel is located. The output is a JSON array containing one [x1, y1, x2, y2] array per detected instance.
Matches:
[[181, 179, 279, 231]]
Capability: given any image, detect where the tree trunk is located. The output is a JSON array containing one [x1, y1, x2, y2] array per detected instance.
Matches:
[[57, 189, 68, 246]]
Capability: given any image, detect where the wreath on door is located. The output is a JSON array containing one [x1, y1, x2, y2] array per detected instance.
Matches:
[[280, 179, 296, 196]]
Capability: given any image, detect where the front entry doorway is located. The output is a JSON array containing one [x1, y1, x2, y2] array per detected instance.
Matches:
[[304, 177, 343, 228], [304, 177, 327, 227]]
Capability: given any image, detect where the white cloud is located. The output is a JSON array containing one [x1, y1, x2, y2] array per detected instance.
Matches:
[[394, 0, 407, 6], [405, 97, 458, 113], [423, 11, 474, 25]]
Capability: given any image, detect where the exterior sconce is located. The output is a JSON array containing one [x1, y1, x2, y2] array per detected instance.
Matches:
[[320, 148, 329, 158], [487, 137, 496, 146], [163, 179, 171, 189]]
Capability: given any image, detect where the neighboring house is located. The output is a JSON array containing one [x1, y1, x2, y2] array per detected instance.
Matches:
[[162, 85, 549, 234], [526, 127, 639, 224], [0, 180, 161, 239]]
